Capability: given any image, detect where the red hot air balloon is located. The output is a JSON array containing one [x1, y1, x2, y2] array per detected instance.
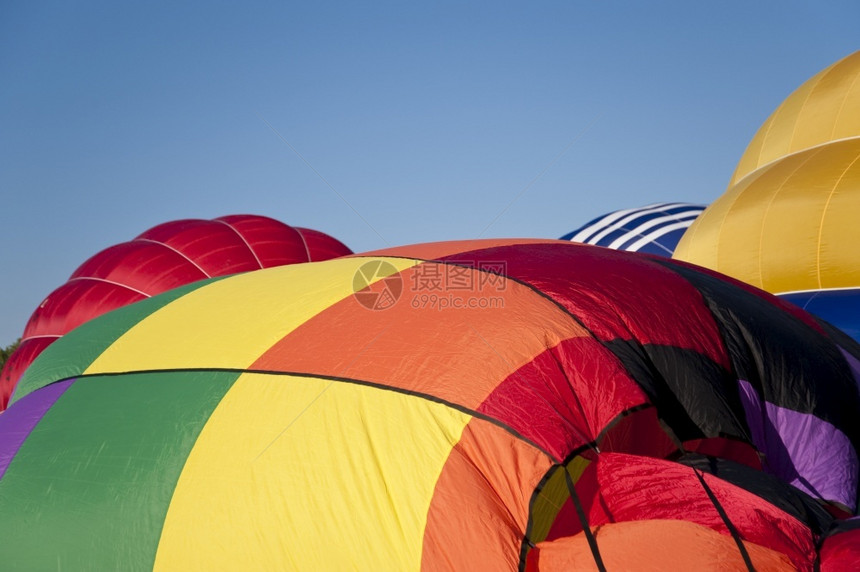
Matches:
[[0, 215, 351, 410]]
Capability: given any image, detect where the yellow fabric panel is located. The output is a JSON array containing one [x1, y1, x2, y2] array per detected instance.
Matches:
[[729, 113, 776, 189], [153, 373, 473, 570], [713, 165, 782, 290], [676, 140, 860, 293], [755, 69, 822, 169], [795, 55, 860, 149], [529, 457, 591, 544], [754, 148, 832, 292], [84, 257, 415, 374], [676, 154, 798, 289], [529, 467, 569, 544], [831, 56, 860, 141], [819, 154, 860, 289], [729, 50, 860, 187], [673, 195, 732, 271]]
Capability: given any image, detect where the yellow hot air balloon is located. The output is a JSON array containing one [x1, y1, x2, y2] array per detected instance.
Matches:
[[676, 137, 860, 293], [675, 51, 860, 341], [727, 50, 860, 189]]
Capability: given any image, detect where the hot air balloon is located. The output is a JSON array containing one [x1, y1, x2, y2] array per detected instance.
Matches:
[[674, 50, 860, 342], [0, 215, 352, 410], [561, 202, 705, 257], [1, 239, 857, 570]]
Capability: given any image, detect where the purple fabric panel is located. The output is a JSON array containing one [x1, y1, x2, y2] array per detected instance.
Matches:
[[738, 379, 858, 511], [840, 348, 860, 393], [0, 379, 74, 479]]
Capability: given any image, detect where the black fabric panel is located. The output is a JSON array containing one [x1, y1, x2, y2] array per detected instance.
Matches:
[[680, 453, 834, 536], [653, 259, 860, 447], [818, 318, 860, 365], [604, 341, 748, 443]]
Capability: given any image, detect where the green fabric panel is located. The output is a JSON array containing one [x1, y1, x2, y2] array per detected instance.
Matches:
[[0, 370, 238, 571], [11, 278, 222, 405]]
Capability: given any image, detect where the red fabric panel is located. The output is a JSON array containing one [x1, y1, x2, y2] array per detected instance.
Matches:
[[71, 242, 207, 294], [820, 526, 860, 571], [544, 453, 625, 543], [435, 243, 731, 370], [566, 453, 816, 569], [477, 337, 650, 461], [295, 227, 352, 261], [137, 218, 263, 275], [22, 281, 144, 338], [527, 520, 796, 571], [2, 281, 142, 409], [682, 437, 763, 471], [0, 338, 53, 409], [217, 215, 311, 267], [544, 459, 598, 542], [598, 406, 678, 457], [545, 497, 582, 543]]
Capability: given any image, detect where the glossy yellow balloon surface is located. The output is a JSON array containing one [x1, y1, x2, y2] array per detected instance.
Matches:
[[675, 51, 860, 295]]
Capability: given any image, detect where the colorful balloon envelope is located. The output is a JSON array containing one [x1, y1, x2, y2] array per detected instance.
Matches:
[[0, 215, 352, 410], [561, 202, 705, 257], [1, 239, 858, 570]]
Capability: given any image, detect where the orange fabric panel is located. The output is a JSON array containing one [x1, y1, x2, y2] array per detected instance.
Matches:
[[420, 417, 554, 571], [252, 263, 588, 412], [526, 520, 796, 571]]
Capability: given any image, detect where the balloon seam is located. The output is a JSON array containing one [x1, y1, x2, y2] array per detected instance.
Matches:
[[38, 366, 559, 462]]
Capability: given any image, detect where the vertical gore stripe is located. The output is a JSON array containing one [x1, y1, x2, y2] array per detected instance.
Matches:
[[0, 370, 237, 571], [421, 417, 554, 571], [154, 373, 472, 571]]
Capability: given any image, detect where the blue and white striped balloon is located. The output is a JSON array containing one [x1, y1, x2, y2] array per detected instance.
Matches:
[[562, 202, 706, 257]]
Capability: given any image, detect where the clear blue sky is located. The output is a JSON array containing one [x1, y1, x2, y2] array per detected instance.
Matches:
[[2, 1, 859, 344]]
